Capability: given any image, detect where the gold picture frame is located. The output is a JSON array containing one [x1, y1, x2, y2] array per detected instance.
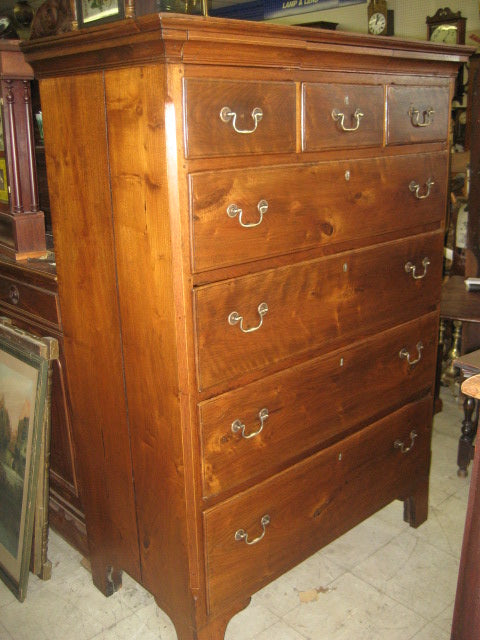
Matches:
[[0, 320, 51, 601], [0, 158, 8, 204]]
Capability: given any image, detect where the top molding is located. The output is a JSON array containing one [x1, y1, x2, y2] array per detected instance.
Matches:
[[21, 13, 474, 78]]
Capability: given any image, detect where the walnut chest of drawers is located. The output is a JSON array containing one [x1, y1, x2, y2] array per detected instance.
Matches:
[[23, 16, 470, 640]]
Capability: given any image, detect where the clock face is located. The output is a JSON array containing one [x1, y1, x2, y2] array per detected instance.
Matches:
[[430, 24, 458, 43], [368, 12, 386, 35]]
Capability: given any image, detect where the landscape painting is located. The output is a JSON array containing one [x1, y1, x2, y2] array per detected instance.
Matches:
[[0, 338, 45, 601]]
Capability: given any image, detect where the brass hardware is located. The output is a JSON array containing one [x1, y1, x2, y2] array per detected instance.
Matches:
[[408, 106, 435, 127], [399, 341, 423, 366], [228, 302, 268, 333], [231, 408, 269, 439], [343, 263, 348, 272], [235, 514, 270, 545], [8, 284, 20, 305], [394, 430, 418, 454], [220, 106, 263, 134], [331, 107, 364, 132], [227, 199, 268, 228], [405, 257, 430, 280], [345, 170, 351, 181], [409, 178, 435, 199]]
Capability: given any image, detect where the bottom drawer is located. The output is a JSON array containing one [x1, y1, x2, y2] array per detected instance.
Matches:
[[204, 396, 432, 613]]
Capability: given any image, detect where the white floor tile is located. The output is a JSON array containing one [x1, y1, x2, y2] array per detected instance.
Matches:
[[351, 531, 459, 619], [282, 571, 426, 640]]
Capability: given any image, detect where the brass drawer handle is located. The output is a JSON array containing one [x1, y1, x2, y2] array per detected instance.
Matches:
[[227, 200, 268, 228], [228, 302, 268, 333], [408, 106, 435, 127], [235, 514, 270, 545], [331, 107, 364, 132], [399, 341, 423, 366], [220, 106, 263, 134], [409, 178, 435, 199], [394, 430, 418, 454], [8, 284, 20, 305], [405, 257, 430, 280], [232, 408, 269, 440]]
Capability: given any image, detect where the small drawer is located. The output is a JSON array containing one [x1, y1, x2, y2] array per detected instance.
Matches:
[[194, 231, 443, 391], [0, 275, 60, 328], [184, 78, 296, 158], [190, 152, 447, 272], [387, 85, 450, 145], [302, 82, 384, 151], [199, 312, 438, 498], [204, 396, 432, 613]]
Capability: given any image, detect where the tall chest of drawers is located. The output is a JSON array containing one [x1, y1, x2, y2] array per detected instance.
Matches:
[[23, 16, 470, 640]]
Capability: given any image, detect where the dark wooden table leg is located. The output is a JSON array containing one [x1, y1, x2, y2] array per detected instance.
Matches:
[[458, 394, 478, 477]]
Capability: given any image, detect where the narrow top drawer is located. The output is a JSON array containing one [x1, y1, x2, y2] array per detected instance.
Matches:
[[387, 85, 450, 144], [302, 82, 384, 151], [184, 78, 296, 158]]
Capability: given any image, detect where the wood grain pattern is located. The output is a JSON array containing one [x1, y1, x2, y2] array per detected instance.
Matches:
[[387, 85, 450, 145], [194, 231, 443, 391], [190, 152, 447, 271], [184, 78, 296, 158], [199, 312, 438, 499], [204, 396, 432, 613], [39, 73, 141, 593], [303, 82, 384, 150]]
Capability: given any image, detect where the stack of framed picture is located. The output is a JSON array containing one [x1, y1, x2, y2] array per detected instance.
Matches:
[[0, 317, 58, 601]]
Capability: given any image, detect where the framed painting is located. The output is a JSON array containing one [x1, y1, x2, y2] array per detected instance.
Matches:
[[0, 321, 49, 601], [76, 0, 124, 27]]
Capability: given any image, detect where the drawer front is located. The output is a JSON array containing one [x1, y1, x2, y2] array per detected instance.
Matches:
[[0, 275, 60, 328], [302, 82, 384, 151], [387, 85, 450, 145], [184, 79, 296, 158], [204, 396, 432, 613], [194, 231, 443, 390], [200, 312, 438, 498], [190, 152, 447, 272]]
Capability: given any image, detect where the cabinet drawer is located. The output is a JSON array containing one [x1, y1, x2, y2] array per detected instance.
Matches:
[[302, 82, 384, 151], [204, 396, 432, 613], [387, 85, 450, 145], [199, 312, 438, 498], [190, 152, 447, 271], [0, 275, 60, 328], [194, 231, 443, 390], [184, 78, 296, 158]]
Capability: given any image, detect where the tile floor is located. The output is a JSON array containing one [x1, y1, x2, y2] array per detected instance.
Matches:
[[0, 388, 471, 640]]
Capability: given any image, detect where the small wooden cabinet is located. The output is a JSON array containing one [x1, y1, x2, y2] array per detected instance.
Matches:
[[23, 16, 470, 640]]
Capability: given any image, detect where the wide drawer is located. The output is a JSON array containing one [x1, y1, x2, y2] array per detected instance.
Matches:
[[387, 85, 450, 145], [190, 152, 447, 272], [199, 312, 438, 499], [0, 274, 60, 328], [194, 231, 443, 391], [204, 396, 432, 613], [183, 78, 296, 158], [302, 82, 384, 151]]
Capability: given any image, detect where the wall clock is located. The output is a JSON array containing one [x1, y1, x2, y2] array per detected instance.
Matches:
[[367, 0, 393, 37], [426, 8, 466, 44]]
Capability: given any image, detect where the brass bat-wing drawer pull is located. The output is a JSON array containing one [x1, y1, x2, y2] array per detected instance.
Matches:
[[405, 257, 430, 280], [399, 341, 423, 366], [220, 106, 263, 134], [408, 106, 435, 127], [409, 178, 435, 199], [227, 200, 268, 228], [331, 107, 364, 132], [228, 302, 268, 333], [235, 515, 271, 545], [231, 408, 269, 440], [394, 430, 418, 454]]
